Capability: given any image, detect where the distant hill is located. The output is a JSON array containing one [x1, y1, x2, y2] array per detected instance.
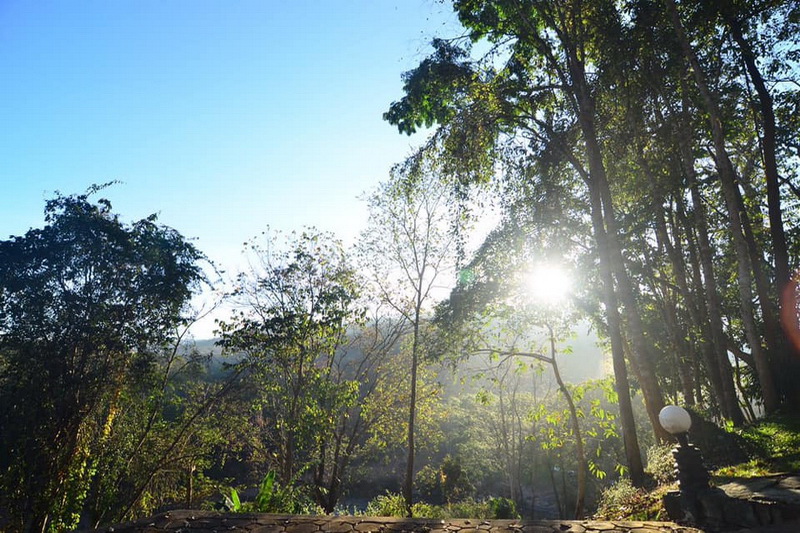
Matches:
[[190, 338, 222, 356], [188, 321, 607, 388]]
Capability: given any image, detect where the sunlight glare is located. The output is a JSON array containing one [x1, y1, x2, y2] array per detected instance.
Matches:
[[524, 264, 572, 305]]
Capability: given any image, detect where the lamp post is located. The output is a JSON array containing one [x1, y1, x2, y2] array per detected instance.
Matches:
[[659, 405, 710, 522]]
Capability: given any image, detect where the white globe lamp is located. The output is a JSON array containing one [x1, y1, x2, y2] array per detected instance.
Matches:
[[659, 405, 692, 437]]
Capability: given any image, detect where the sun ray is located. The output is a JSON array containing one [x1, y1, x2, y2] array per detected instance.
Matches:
[[524, 264, 572, 305]]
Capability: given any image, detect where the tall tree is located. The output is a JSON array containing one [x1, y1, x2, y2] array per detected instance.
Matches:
[[663, 0, 780, 414], [217, 229, 365, 493], [358, 162, 462, 515], [310, 305, 413, 513], [716, 0, 800, 404], [384, 0, 664, 481], [0, 188, 204, 533]]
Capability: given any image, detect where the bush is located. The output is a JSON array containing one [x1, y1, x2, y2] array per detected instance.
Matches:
[[410, 502, 444, 519], [364, 492, 409, 517], [594, 478, 653, 521], [440, 455, 475, 503], [442, 498, 491, 519], [362, 494, 519, 519], [685, 408, 750, 467], [488, 497, 519, 519], [363, 491, 450, 518], [645, 444, 676, 485], [416, 465, 443, 504], [224, 471, 322, 515], [414, 455, 475, 506]]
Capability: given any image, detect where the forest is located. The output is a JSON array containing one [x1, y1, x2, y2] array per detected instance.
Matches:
[[1, 0, 800, 531]]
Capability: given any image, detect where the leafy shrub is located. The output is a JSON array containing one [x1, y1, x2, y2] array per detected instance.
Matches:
[[645, 444, 676, 485], [415, 465, 443, 504], [363, 491, 439, 518], [594, 478, 654, 521], [685, 408, 749, 467], [364, 492, 409, 517], [440, 455, 475, 503], [441, 498, 492, 519], [488, 497, 519, 519], [362, 493, 519, 519], [224, 471, 321, 515], [409, 502, 444, 518], [414, 455, 475, 506]]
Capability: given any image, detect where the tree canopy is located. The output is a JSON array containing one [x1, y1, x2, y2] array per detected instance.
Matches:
[[0, 187, 206, 532]]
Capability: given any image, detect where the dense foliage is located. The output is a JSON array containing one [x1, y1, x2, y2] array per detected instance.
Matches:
[[386, 0, 800, 493], [0, 189, 208, 531], [2, 0, 799, 529]]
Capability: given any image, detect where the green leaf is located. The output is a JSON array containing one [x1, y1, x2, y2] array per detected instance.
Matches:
[[231, 487, 242, 512]]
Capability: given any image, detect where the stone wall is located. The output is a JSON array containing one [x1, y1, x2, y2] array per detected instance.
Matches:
[[663, 474, 800, 530], [85, 511, 700, 533]]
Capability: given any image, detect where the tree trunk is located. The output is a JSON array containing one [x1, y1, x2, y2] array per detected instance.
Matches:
[[687, 174, 748, 423], [667, 200, 712, 407], [571, 77, 667, 441], [735, 183, 782, 360], [671, 89, 746, 423], [548, 325, 586, 519], [665, 0, 780, 414], [722, 6, 791, 297], [546, 453, 564, 518], [587, 176, 645, 485], [653, 196, 698, 406], [675, 122, 743, 420], [402, 315, 421, 517], [673, 197, 725, 415], [725, 10, 800, 405]]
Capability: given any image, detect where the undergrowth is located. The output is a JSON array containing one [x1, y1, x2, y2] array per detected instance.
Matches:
[[362, 492, 520, 519], [594, 478, 666, 521], [596, 412, 800, 521], [714, 412, 800, 479]]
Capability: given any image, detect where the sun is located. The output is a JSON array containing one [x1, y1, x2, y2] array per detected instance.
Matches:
[[523, 264, 572, 305]]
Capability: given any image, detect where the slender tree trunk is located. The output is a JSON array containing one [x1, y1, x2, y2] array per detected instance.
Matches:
[[733, 356, 758, 422], [661, 186, 723, 414], [674, 198, 727, 416], [662, 290, 696, 406], [546, 453, 563, 518], [559, 455, 568, 518], [653, 200, 697, 405], [572, 80, 667, 441], [688, 177, 747, 423], [674, 96, 745, 422], [726, 10, 800, 404], [510, 0, 650, 476], [187, 464, 194, 509], [723, 7, 791, 296], [547, 325, 586, 519], [667, 201, 710, 407], [587, 179, 645, 485], [402, 314, 421, 517], [736, 183, 782, 363], [562, 39, 667, 439], [666, 0, 779, 414], [498, 387, 515, 502]]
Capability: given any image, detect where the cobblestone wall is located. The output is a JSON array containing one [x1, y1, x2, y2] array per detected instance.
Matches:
[[89, 511, 701, 533]]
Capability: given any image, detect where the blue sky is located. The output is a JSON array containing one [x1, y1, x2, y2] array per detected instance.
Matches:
[[0, 1, 462, 269]]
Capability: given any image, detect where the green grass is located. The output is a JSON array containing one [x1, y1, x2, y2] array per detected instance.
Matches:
[[713, 412, 800, 480]]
